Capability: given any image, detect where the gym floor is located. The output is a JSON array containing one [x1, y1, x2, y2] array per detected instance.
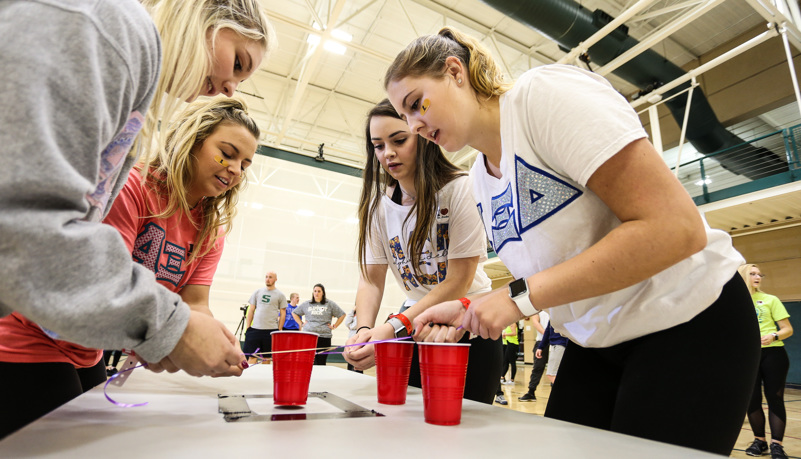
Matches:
[[334, 361, 801, 458]]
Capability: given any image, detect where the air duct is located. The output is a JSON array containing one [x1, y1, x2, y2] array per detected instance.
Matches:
[[480, 0, 788, 179]]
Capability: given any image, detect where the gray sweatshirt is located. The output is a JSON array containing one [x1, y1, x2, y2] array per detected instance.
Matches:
[[0, 0, 189, 363]]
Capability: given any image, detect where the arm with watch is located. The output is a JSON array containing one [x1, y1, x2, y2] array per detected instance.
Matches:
[[344, 256, 480, 371], [412, 277, 540, 342], [768, 318, 793, 344]]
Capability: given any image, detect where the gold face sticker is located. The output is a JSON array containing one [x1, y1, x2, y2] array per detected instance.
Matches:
[[214, 155, 229, 167], [420, 98, 431, 115]]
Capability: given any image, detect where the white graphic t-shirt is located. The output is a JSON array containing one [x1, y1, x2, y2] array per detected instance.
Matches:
[[471, 65, 744, 348], [365, 176, 491, 301]]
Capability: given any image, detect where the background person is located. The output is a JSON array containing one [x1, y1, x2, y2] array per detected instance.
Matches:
[[519, 311, 549, 402], [293, 284, 345, 365], [739, 264, 794, 459], [283, 293, 302, 331], [501, 322, 519, 385], [243, 271, 288, 365]]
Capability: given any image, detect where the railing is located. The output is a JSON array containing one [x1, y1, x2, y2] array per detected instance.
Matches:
[[673, 124, 801, 204]]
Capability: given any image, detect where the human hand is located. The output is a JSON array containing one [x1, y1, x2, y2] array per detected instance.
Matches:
[[461, 289, 525, 340], [153, 311, 246, 377], [344, 324, 393, 371], [535, 349, 543, 359], [412, 300, 466, 343], [760, 334, 776, 346]]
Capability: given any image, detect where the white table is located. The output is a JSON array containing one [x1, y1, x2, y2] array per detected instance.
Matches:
[[0, 365, 718, 458]]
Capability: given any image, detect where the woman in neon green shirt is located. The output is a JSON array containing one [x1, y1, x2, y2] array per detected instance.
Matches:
[[738, 264, 794, 459]]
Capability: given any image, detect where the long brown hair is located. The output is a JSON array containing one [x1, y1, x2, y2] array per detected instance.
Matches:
[[383, 26, 511, 100], [357, 99, 464, 279]]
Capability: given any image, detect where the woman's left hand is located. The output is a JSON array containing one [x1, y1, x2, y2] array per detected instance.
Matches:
[[461, 288, 525, 340], [760, 334, 777, 346], [344, 323, 394, 371]]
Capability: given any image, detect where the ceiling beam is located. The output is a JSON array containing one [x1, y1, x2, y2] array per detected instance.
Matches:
[[275, 0, 348, 145]]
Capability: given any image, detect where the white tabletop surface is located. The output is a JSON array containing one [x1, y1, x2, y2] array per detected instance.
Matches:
[[0, 365, 719, 458]]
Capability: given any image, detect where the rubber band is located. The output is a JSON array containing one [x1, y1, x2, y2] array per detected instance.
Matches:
[[245, 336, 413, 358], [104, 364, 148, 408]]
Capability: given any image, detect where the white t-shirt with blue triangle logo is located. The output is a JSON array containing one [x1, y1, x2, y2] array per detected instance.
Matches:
[[470, 65, 744, 348]]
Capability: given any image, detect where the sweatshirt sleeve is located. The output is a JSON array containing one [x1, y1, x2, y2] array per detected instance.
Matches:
[[539, 324, 552, 349], [0, 0, 189, 363]]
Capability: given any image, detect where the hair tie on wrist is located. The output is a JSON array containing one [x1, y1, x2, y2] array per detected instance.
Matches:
[[459, 297, 470, 309], [356, 326, 371, 333]]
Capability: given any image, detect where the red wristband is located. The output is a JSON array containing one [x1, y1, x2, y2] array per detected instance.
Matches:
[[459, 297, 470, 309], [392, 313, 413, 335]]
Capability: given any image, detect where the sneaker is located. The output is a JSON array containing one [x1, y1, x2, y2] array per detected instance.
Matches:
[[518, 392, 537, 402], [106, 367, 118, 377], [770, 443, 788, 459], [502, 380, 515, 385], [746, 439, 768, 456], [494, 394, 508, 405]]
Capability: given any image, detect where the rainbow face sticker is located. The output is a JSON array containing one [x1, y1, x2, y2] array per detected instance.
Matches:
[[214, 155, 229, 167], [420, 98, 430, 115]]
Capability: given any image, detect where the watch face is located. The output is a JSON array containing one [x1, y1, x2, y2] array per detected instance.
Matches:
[[509, 278, 527, 297]]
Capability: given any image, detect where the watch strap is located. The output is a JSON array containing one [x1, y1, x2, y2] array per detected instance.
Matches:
[[510, 278, 540, 317]]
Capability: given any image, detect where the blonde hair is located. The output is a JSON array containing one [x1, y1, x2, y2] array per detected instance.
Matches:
[[135, 0, 275, 165], [140, 96, 260, 263], [384, 26, 511, 100], [737, 263, 760, 295]]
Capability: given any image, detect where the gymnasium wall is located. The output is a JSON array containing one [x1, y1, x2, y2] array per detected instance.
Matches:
[[208, 153, 408, 344], [732, 226, 801, 385]]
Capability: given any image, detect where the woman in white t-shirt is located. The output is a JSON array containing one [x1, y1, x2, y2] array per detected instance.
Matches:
[[343, 99, 502, 404], [383, 27, 760, 455]]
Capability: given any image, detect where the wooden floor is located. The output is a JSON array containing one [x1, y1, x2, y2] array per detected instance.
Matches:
[[335, 361, 801, 458]]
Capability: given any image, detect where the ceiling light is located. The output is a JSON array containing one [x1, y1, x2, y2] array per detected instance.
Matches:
[[306, 23, 349, 55], [251, 202, 264, 210], [297, 209, 315, 217], [307, 34, 321, 46], [323, 41, 346, 55], [331, 29, 352, 42], [694, 177, 712, 186]]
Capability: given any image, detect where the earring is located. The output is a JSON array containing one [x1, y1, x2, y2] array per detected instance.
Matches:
[[458, 78, 462, 84]]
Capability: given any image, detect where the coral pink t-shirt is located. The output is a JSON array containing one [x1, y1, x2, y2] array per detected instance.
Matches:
[[0, 169, 224, 367]]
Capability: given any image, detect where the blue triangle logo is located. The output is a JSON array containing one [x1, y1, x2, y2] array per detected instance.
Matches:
[[515, 156, 582, 232]]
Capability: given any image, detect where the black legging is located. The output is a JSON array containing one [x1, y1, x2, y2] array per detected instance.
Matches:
[[314, 336, 332, 365], [408, 334, 503, 404], [544, 274, 760, 456], [527, 340, 548, 394], [103, 349, 122, 367], [747, 346, 790, 442], [0, 359, 107, 439], [503, 341, 519, 381]]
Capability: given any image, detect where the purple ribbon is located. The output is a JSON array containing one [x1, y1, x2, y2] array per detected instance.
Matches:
[[103, 364, 148, 408], [317, 336, 413, 354]]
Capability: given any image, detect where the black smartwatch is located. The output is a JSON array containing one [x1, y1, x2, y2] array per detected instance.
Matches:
[[508, 277, 540, 317]]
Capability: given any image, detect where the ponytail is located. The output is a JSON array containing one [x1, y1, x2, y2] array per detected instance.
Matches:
[[384, 26, 511, 99]]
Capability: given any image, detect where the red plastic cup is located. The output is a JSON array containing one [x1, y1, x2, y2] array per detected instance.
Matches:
[[271, 331, 319, 405], [418, 342, 471, 426], [374, 341, 415, 405]]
